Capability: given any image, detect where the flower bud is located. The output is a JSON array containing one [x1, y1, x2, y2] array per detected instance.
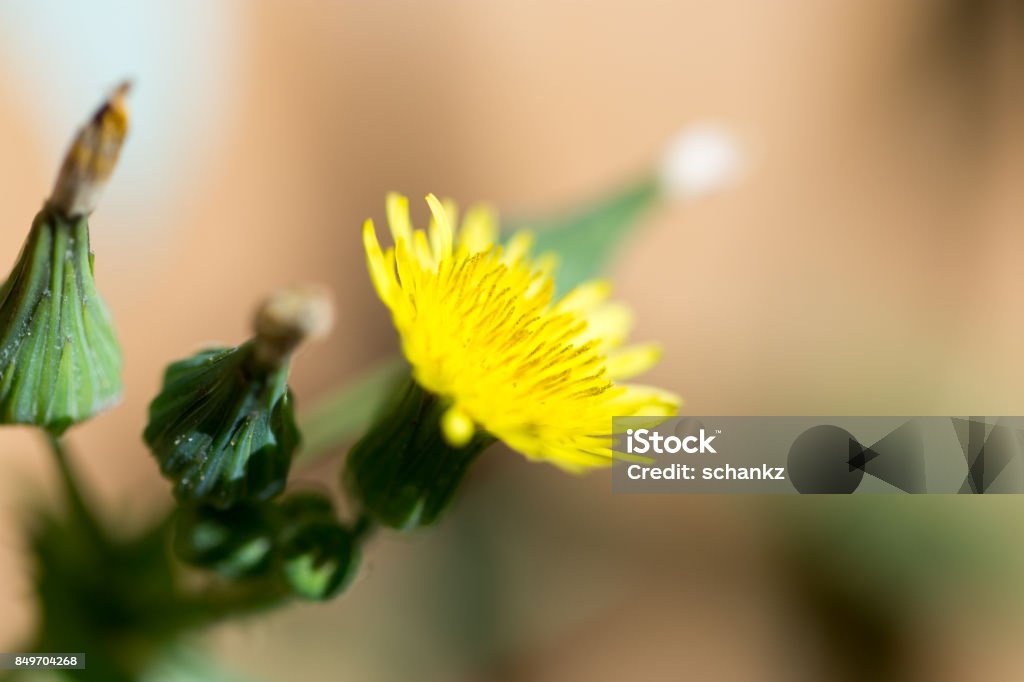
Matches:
[[173, 503, 275, 579], [0, 85, 130, 434], [144, 342, 300, 507], [144, 286, 330, 507], [279, 520, 359, 601]]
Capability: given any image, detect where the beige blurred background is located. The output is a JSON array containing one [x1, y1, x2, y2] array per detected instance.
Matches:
[[2, 1, 1024, 680]]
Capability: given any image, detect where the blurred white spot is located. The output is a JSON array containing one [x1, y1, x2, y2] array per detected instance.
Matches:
[[659, 124, 743, 200], [0, 1, 241, 235]]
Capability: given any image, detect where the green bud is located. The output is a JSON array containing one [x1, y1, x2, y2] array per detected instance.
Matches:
[[173, 503, 275, 579], [280, 521, 359, 601], [144, 342, 299, 507], [0, 85, 130, 435], [343, 375, 493, 530], [144, 286, 331, 507]]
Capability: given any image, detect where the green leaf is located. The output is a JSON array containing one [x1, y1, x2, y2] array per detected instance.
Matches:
[[297, 177, 661, 459], [517, 174, 660, 297]]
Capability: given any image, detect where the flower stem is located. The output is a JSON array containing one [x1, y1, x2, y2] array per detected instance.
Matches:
[[190, 579, 293, 623], [44, 433, 107, 543], [351, 512, 376, 544]]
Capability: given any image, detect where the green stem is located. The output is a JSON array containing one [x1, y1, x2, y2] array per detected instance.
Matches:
[[190, 578, 293, 624], [44, 432, 107, 544], [350, 512, 377, 544]]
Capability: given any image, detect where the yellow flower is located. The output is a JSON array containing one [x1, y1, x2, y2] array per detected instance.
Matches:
[[363, 193, 680, 472]]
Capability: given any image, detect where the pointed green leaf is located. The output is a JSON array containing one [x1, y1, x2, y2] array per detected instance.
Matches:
[[516, 175, 660, 297]]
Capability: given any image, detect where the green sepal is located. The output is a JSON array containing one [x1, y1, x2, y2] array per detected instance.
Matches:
[[0, 204, 122, 434], [173, 502, 276, 579], [343, 373, 494, 530], [280, 520, 359, 601], [143, 341, 300, 508]]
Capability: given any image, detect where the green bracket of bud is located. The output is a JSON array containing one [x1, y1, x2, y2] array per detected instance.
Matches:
[[0, 205, 122, 434], [173, 502, 276, 579], [343, 374, 494, 530], [144, 342, 300, 508], [276, 493, 362, 601], [280, 520, 359, 601]]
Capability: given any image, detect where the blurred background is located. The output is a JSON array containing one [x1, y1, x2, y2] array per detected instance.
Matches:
[[2, 0, 1024, 680]]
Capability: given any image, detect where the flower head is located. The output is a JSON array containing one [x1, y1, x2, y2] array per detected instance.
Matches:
[[362, 193, 679, 472]]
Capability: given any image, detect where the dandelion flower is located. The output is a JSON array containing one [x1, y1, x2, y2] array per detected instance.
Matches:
[[347, 193, 679, 528]]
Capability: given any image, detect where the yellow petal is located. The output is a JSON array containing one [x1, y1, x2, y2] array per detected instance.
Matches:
[[605, 343, 662, 380], [616, 384, 682, 415], [581, 302, 633, 349], [425, 194, 454, 261], [413, 230, 434, 269], [503, 230, 534, 264], [363, 220, 395, 302], [555, 280, 611, 315], [386, 192, 413, 244], [460, 204, 498, 253]]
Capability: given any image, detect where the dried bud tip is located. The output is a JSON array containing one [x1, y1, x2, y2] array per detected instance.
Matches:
[[50, 80, 132, 218], [253, 285, 334, 367]]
